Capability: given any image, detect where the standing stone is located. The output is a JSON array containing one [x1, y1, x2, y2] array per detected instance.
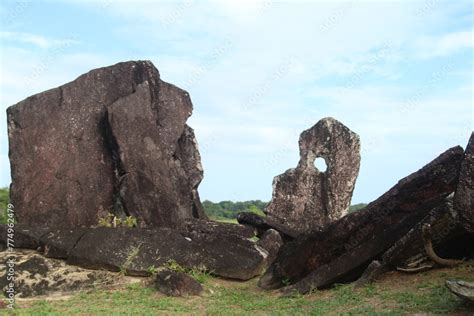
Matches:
[[7, 61, 205, 228], [265, 117, 360, 236], [454, 132, 474, 232]]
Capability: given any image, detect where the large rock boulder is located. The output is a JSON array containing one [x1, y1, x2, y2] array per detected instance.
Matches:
[[264, 118, 360, 236], [7, 61, 205, 228]]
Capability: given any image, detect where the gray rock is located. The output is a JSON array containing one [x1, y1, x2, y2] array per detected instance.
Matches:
[[446, 279, 474, 303], [265, 118, 360, 236], [257, 229, 283, 270], [7, 61, 205, 228], [154, 269, 203, 297]]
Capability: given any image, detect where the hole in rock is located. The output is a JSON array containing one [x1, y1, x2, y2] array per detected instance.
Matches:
[[314, 157, 327, 172]]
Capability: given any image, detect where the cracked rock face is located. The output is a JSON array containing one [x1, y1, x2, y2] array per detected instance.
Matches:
[[265, 117, 361, 235], [7, 60, 205, 228]]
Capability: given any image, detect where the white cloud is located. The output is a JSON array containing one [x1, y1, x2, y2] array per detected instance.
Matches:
[[415, 29, 474, 58], [0, 31, 79, 49], [0, 1, 472, 202]]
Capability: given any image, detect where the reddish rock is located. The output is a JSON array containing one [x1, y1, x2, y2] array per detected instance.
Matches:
[[7, 61, 205, 228]]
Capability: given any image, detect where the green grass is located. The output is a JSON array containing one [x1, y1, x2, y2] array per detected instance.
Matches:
[[8, 262, 474, 315]]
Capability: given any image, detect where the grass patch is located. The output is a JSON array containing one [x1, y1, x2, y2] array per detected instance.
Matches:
[[9, 262, 474, 315]]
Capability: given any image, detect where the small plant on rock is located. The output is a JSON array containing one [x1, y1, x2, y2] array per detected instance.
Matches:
[[97, 212, 138, 228], [147, 265, 159, 276], [161, 260, 210, 284]]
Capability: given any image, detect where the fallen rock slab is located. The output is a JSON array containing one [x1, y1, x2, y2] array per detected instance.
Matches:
[[265, 117, 360, 236], [178, 218, 255, 239], [154, 269, 203, 297], [259, 146, 464, 293], [381, 197, 471, 268], [67, 227, 266, 280], [39, 228, 88, 259]]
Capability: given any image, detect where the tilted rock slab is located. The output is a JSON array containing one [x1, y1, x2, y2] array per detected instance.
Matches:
[[265, 117, 360, 236], [7, 61, 205, 227], [454, 132, 474, 233], [259, 146, 464, 293]]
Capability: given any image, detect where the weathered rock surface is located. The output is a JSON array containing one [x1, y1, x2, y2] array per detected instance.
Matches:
[[380, 197, 470, 268], [178, 218, 255, 239], [265, 118, 360, 236], [454, 132, 474, 233], [256, 229, 284, 270], [7, 60, 205, 228], [446, 280, 474, 303], [154, 270, 203, 297], [67, 227, 265, 280], [0, 250, 125, 298], [259, 146, 464, 293], [354, 196, 474, 287], [39, 229, 88, 259], [0, 224, 50, 251]]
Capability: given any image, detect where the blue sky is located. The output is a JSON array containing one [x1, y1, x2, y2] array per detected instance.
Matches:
[[0, 0, 472, 204]]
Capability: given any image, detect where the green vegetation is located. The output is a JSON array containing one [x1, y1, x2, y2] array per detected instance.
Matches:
[[162, 259, 211, 284], [203, 200, 368, 221], [97, 212, 138, 228], [348, 203, 368, 213], [11, 262, 474, 315], [0, 187, 9, 223], [202, 200, 266, 221]]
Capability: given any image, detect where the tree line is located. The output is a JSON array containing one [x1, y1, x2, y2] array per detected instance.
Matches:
[[0, 187, 367, 224]]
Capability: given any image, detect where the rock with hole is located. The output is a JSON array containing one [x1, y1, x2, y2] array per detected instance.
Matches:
[[264, 117, 361, 236]]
